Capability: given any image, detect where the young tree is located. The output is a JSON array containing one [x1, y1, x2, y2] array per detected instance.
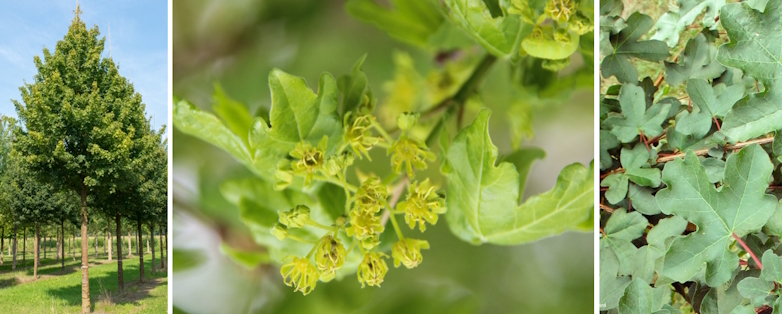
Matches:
[[3, 152, 59, 278], [12, 6, 136, 311]]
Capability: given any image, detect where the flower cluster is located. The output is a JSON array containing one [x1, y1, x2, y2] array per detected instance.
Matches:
[[272, 110, 444, 295]]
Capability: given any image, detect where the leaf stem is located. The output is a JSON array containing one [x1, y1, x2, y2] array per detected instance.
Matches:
[[371, 119, 393, 143], [732, 233, 763, 270], [306, 219, 337, 232], [314, 174, 358, 192], [382, 176, 409, 239], [287, 234, 316, 244], [337, 172, 352, 214]]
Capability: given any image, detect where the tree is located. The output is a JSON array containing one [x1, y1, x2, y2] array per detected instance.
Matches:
[[12, 6, 135, 312], [3, 151, 59, 278]]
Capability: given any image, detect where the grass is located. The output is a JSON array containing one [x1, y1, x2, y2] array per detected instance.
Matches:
[[0, 251, 167, 313]]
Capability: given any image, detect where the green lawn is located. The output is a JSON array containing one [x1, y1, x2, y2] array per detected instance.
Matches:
[[0, 252, 167, 313]]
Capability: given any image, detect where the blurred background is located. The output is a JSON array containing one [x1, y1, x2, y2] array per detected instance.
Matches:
[[172, 0, 595, 313]]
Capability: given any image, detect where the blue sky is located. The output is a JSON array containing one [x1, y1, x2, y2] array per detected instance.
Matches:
[[0, 0, 168, 133]]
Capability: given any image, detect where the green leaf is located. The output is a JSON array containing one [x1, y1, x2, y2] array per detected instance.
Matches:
[[651, 1, 726, 47], [501, 147, 546, 198], [604, 84, 671, 143], [737, 250, 782, 307], [627, 184, 662, 215], [675, 79, 744, 138], [600, 130, 619, 170], [219, 243, 271, 269], [664, 34, 726, 87], [773, 130, 782, 163], [345, 0, 444, 47], [631, 216, 687, 284], [601, 208, 648, 276], [602, 13, 669, 83], [601, 246, 632, 311], [601, 144, 661, 204], [173, 98, 252, 167], [656, 144, 777, 287], [249, 69, 343, 178], [618, 277, 670, 314], [717, 1, 782, 142], [211, 83, 254, 145], [173, 249, 206, 272], [443, 0, 526, 58], [444, 109, 592, 245]]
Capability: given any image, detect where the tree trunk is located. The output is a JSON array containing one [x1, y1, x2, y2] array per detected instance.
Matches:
[[61, 220, 65, 272], [43, 233, 46, 261], [116, 212, 124, 291], [150, 222, 155, 274], [146, 234, 150, 254], [34, 222, 39, 279], [159, 224, 164, 269], [56, 230, 60, 263], [1, 226, 4, 265], [137, 219, 144, 282], [22, 227, 26, 266], [12, 224, 17, 270], [79, 185, 91, 313], [164, 227, 167, 269], [107, 219, 112, 261], [94, 231, 98, 257], [128, 229, 132, 257]]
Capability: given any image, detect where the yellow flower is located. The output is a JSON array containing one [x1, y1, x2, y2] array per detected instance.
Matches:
[[343, 113, 381, 160], [280, 257, 319, 295], [357, 252, 389, 288], [290, 138, 327, 186], [345, 209, 384, 244], [392, 238, 429, 269], [397, 179, 446, 232], [354, 177, 388, 214], [388, 135, 435, 178], [545, 0, 576, 23], [314, 235, 347, 281]]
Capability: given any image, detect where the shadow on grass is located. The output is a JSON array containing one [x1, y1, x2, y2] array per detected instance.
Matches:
[[44, 264, 164, 311], [0, 277, 19, 289]]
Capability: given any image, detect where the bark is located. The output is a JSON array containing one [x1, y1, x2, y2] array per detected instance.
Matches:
[[103, 232, 106, 254], [116, 212, 124, 291], [12, 224, 17, 270], [164, 227, 167, 269], [150, 222, 155, 273], [80, 184, 90, 313], [61, 220, 65, 272], [146, 235, 150, 254], [107, 219, 112, 261], [127, 229, 132, 257], [43, 233, 46, 261], [34, 222, 39, 278], [22, 227, 26, 266], [159, 224, 164, 269], [137, 219, 144, 282], [1, 226, 4, 265], [56, 230, 60, 263], [94, 231, 98, 257]]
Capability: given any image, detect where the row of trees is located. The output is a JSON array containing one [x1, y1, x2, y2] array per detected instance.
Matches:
[[0, 6, 167, 313]]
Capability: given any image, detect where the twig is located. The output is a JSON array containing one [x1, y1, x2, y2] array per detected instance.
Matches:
[[381, 177, 409, 226], [599, 203, 615, 213], [656, 136, 774, 163], [733, 233, 763, 270], [416, 54, 498, 122]]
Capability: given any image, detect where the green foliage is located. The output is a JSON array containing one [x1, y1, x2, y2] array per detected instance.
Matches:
[[600, 2, 782, 312], [175, 0, 593, 298]]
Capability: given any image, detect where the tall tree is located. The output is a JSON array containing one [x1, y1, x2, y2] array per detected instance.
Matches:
[[12, 6, 135, 311]]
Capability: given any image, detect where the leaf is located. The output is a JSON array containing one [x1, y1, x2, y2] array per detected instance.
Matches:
[[219, 243, 271, 269], [601, 208, 648, 276], [717, 1, 782, 142], [617, 277, 670, 314], [345, 0, 444, 47], [675, 79, 744, 138], [602, 13, 669, 83], [656, 144, 777, 287], [631, 216, 687, 284], [664, 34, 726, 87], [211, 83, 254, 145], [604, 84, 671, 143], [443, 0, 526, 58], [627, 184, 662, 215], [173, 249, 206, 272], [651, 0, 726, 47], [737, 250, 782, 307], [601, 246, 632, 311], [249, 69, 343, 178], [444, 109, 592, 245], [173, 98, 252, 167], [600, 130, 619, 170], [601, 143, 661, 204], [501, 147, 546, 198]]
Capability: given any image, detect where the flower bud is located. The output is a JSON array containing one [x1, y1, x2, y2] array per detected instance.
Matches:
[[355, 177, 388, 213], [279, 205, 311, 228], [271, 223, 288, 241], [357, 252, 388, 288], [392, 238, 429, 269], [396, 112, 420, 131], [280, 256, 319, 295], [568, 11, 593, 35]]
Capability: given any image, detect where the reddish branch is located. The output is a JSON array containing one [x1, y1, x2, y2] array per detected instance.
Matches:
[[732, 233, 763, 270], [599, 203, 615, 213], [655, 136, 774, 163]]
